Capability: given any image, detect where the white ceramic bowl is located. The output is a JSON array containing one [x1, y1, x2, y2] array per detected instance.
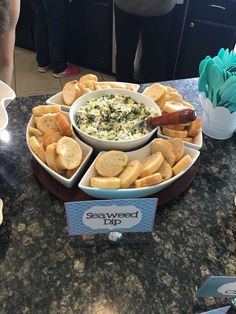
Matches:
[[69, 89, 162, 151], [0, 80, 16, 130], [78, 139, 200, 199], [46, 82, 140, 111], [157, 127, 203, 150], [26, 112, 93, 188]]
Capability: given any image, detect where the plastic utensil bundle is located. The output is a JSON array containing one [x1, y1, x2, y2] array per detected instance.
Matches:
[[198, 48, 236, 113]]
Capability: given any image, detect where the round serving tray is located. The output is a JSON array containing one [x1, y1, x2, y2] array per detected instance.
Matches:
[[31, 157, 200, 207]]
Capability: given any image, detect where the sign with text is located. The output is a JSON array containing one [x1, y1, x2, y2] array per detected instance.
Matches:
[[197, 276, 236, 298], [65, 198, 158, 235], [200, 306, 230, 314]]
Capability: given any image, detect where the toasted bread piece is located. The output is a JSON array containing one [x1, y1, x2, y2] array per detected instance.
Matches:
[[62, 80, 81, 106], [28, 127, 43, 138], [42, 130, 63, 149], [78, 80, 96, 91], [167, 92, 183, 103], [33, 115, 41, 126], [161, 127, 188, 139], [158, 160, 172, 181], [165, 124, 186, 131], [56, 136, 82, 170], [135, 173, 162, 188], [172, 154, 192, 176], [163, 101, 189, 114], [36, 113, 59, 133], [183, 137, 194, 143], [140, 152, 164, 178], [167, 138, 184, 162], [56, 112, 72, 137], [79, 74, 98, 83], [95, 151, 128, 177], [188, 117, 201, 137], [32, 104, 61, 116], [45, 143, 65, 174], [118, 160, 143, 188], [28, 136, 46, 163], [181, 101, 194, 109], [150, 138, 176, 167], [143, 83, 166, 103], [90, 177, 120, 189]]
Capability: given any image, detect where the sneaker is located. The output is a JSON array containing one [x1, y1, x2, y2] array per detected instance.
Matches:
[[38, 65, 51, 73], [52, 66, 81, 78]]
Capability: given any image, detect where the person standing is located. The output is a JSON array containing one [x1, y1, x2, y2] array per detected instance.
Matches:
[[30, 0, 80, 78], [0, 0, 20, 86], [114, 0, 176, 83]]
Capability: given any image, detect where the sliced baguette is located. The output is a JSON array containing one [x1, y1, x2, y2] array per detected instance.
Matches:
[[161, 126, 188, 139], [28, 136, 46, 163], [45, 143, 65, 174], [36, 113, 59, 133], [62, 80, 81, 106], [56, 136, 82, 170], [172, 154, 192, 176], [118, 160, 143, 188], [150, 138, 176, 167], [163, 101, 189, 113], [135, 173, 162, 188], [32, 104, 61, 116], [188, 117, 201, 137], [56, 112, 72, 136], [140, 152, 164, 178], [28, 127, 43, 138], [167, 138, 184, 162], [158, 160, 172, 181], [143, 83, 166, 102], [90, 177, 120, 189], [42, 130, 63, 149], [79, 74, 98, 83], [95, 151, 128, 177]]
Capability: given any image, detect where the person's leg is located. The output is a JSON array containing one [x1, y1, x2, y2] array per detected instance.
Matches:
[[30, 0, 50, 69], [141, 11, 173, 82], [114, 4, 141, 82], [0, 0, 20, 85]]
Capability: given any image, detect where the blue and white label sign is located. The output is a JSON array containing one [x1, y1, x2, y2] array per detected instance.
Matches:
[[197, 276, 236, 297], [65, 198, 158, 235]]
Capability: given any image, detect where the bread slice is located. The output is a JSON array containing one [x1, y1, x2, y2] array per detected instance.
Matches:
[[161, 126, 188, 139], [165, 124, 186, 131], [118, 160, 143, 188], [62, 80, 81, 106], [158, 160, 172, 181], [188, 117, 201, 137], [181, 101, 194, 109], [32, 104, 61, 116], [172, 154, 192, 176], [56, 136, 82, 170], [90, 177, 120, 189], [95, 151, 128, 177], [140, 152, 164, 178], [166, 91, 183, 103], [45, 143, 65, 174], [167, 138, 184, 162], [183, 137, 194, 143], [135, 173, 162, 188], [143, 83, 166, 103], [42, 130, 63, 149], [36, 113, 59, 133], [163, 101, 189, 113], [79, 74, 98, 83], [150, 138, 176, 167], [56, 112, 72, 137], [28, 127, 43, 138], [28, 136, 46, 163]]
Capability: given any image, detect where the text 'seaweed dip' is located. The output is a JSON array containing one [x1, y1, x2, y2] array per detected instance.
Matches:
[[76, 94, 159, 141]]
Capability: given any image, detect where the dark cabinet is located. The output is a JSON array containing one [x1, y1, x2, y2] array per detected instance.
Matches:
[[67, 0, 113, 73], [174, 0, 236, 79]]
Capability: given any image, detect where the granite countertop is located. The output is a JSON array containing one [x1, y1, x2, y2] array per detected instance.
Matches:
[[0, 78, 236, 314]]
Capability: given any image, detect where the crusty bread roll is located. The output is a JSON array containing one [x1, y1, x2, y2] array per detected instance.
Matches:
[[167, 138, 184, 162], [143, 83, 166, 103], [28, 136, 46, 163], [163, 101, 189, 113], [150, 138, 176, 167], [158, 160, 172, 181], [188, 117, 201, 137], [135, 173, 162, 188], [118, 160, 143, 188], [161, 126, 188, 139], [172, 154, 192, 176], [79, 74, 98, 83], [45, 143, 65, 174], [90, 177, 120, 189], [140, 152, 164, 178], [42, 130, 62, 149], [56, 136, 82, 170], [62, 80, 81, 106], [36, 113, 59, 133], [56, 112, 72, 137], [95, 151, 128, 177], [32, 104, 61, 116]]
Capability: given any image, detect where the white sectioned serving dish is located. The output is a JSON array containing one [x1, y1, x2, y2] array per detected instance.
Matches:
[[78, 139, 200, 199], [69, 88, 162, 151], [46, 82, 140, 111], [0, 80, 16, 131], [157, 127, 203, 150], [26, 112, 93, 188]]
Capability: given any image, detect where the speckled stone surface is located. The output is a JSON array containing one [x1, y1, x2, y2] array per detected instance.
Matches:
[[0, 79, 236, 314]]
